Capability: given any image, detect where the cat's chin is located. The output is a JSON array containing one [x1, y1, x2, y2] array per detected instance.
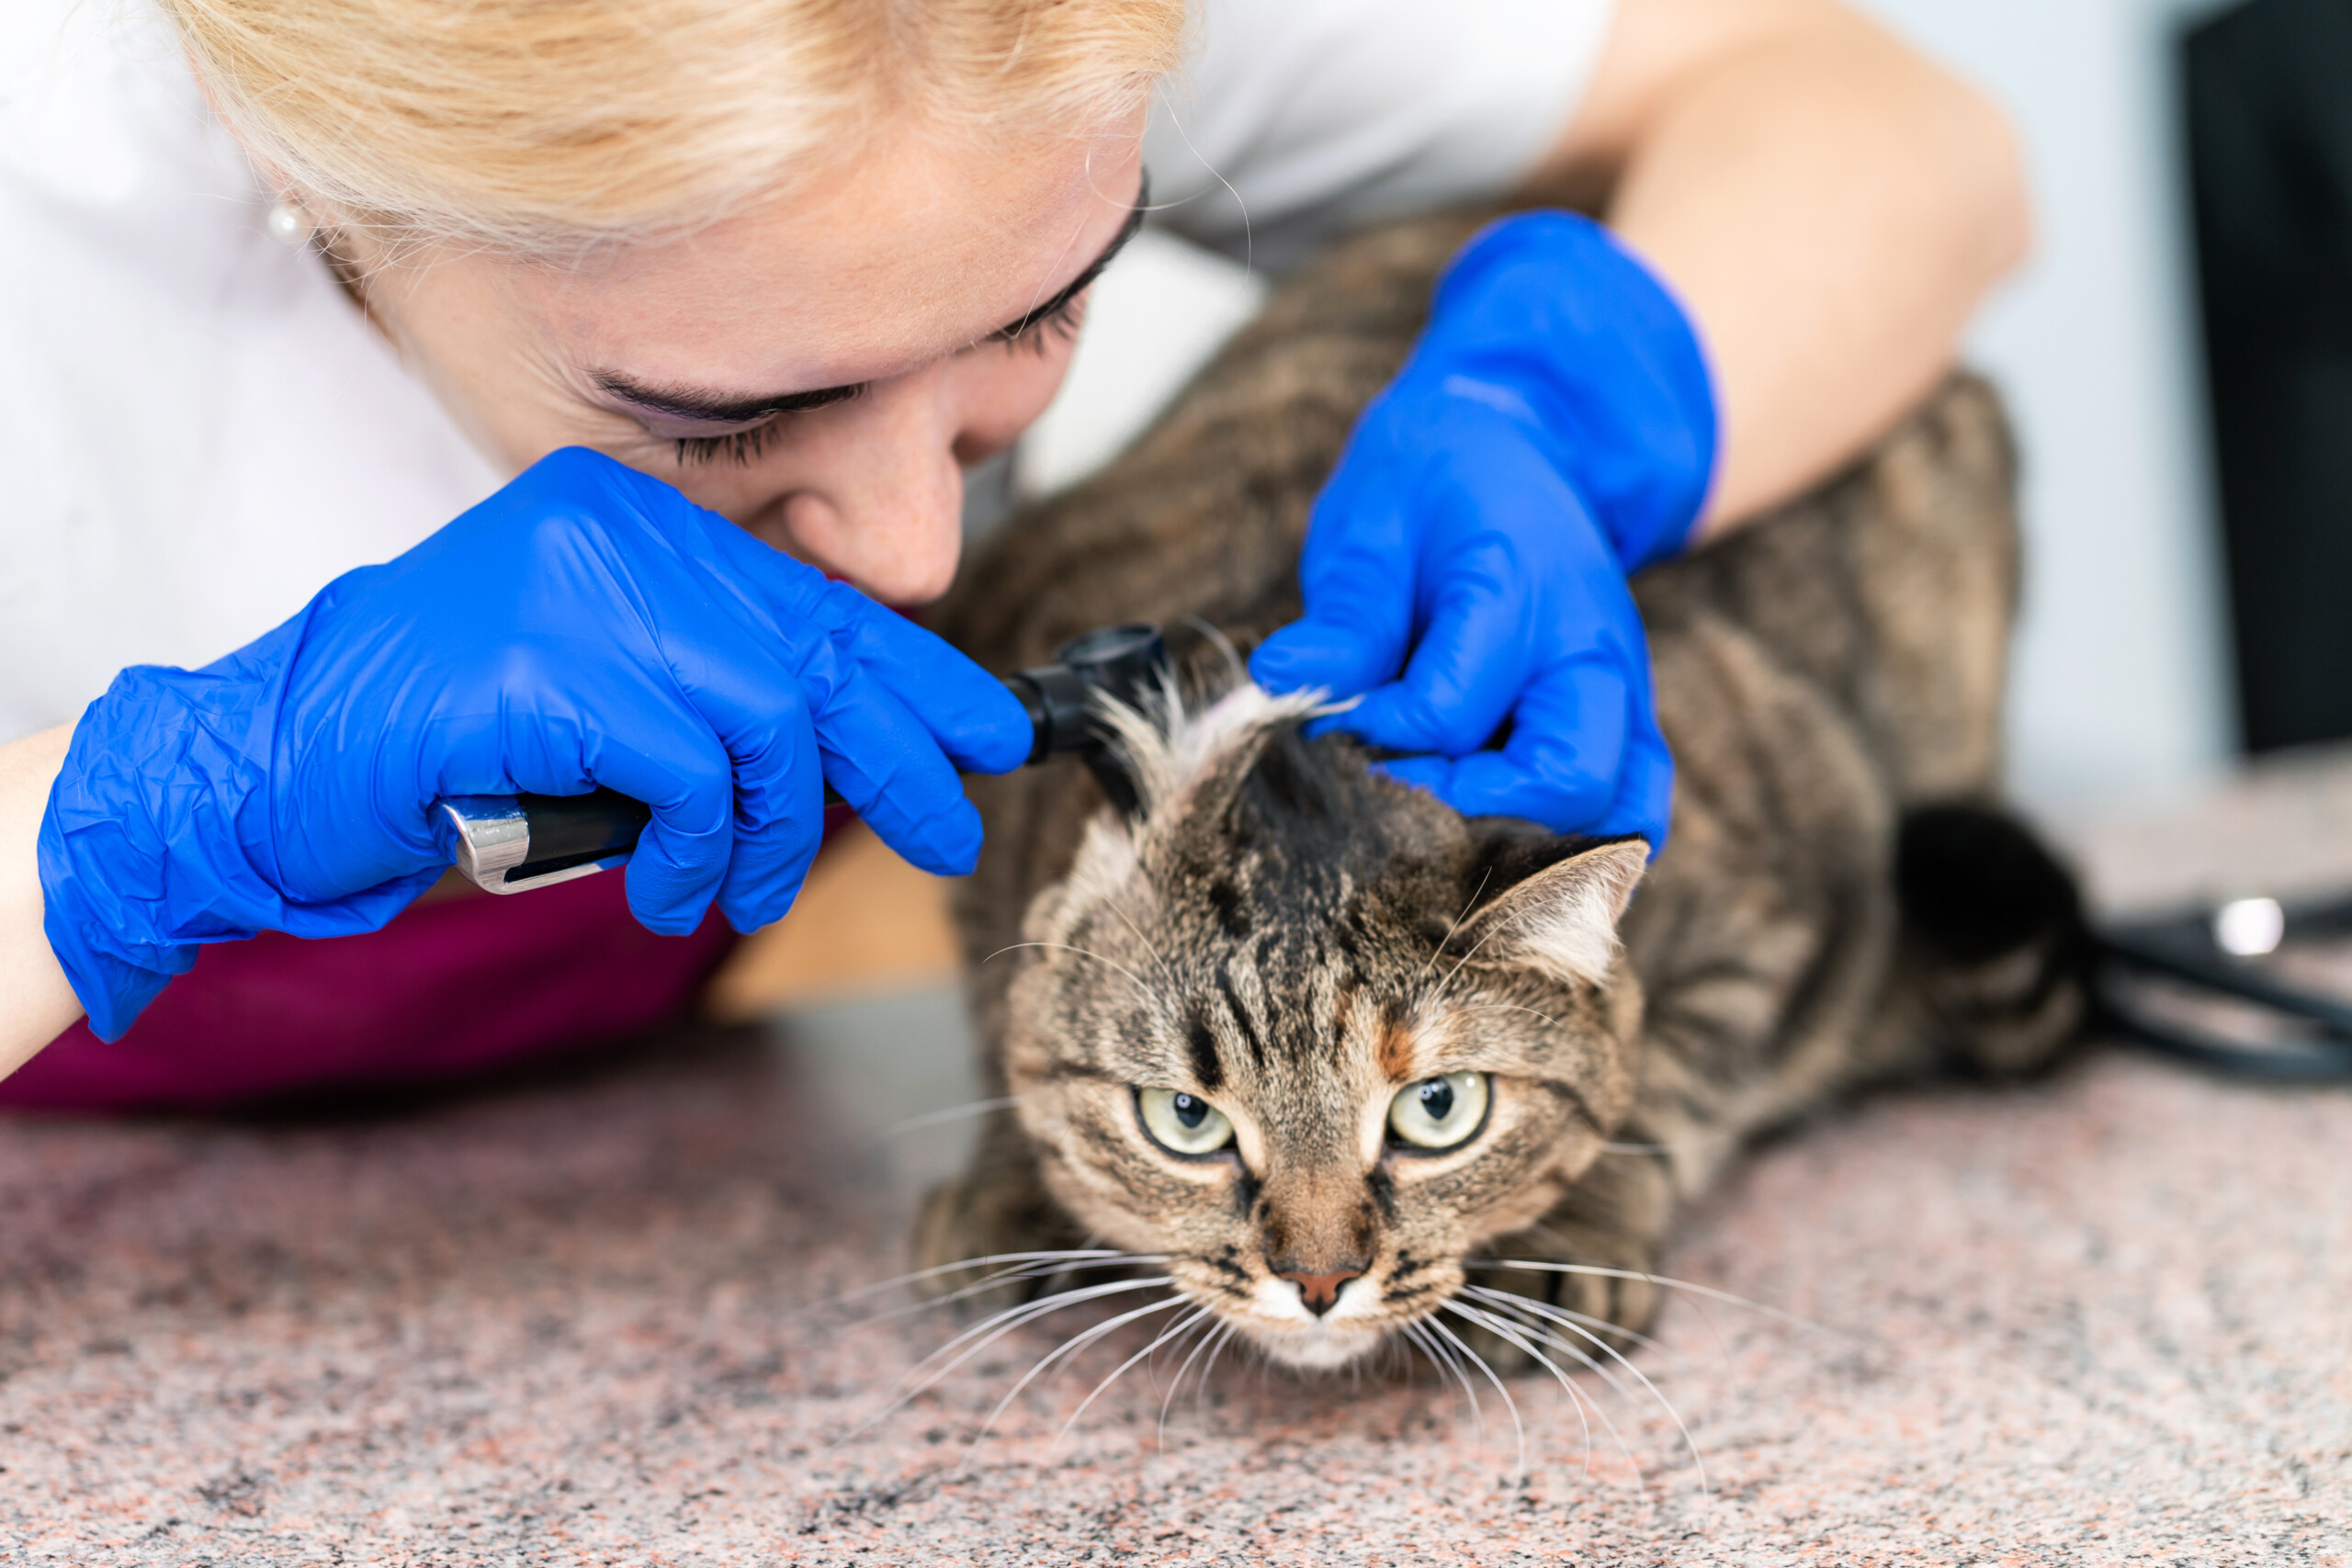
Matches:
[[1240, 1318, 1390, 1371]]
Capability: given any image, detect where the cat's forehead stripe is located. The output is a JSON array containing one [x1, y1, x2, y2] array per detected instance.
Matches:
[[1215, 963, 1268, 1069], [1185, 1010, 1224, 1091], [1377, 1018, 1416, 1079]]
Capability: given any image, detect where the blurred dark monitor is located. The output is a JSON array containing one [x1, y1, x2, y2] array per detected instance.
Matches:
[[2185, 0, 2352, 752]]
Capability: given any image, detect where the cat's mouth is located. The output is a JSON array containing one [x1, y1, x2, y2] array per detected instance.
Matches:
[[1185, 1267, 1428, 1371]]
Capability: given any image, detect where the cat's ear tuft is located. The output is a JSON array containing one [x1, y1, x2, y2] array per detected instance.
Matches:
[[1453, 836, 1650, 989]]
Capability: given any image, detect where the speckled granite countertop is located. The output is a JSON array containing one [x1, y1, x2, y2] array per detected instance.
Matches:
[[6, 756, 2352, 1566]]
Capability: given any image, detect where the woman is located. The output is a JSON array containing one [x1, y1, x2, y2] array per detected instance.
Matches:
[[0, 0, 2026, 1101]]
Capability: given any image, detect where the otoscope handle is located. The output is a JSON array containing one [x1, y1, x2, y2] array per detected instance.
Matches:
[[435, 623, 1167, 894]]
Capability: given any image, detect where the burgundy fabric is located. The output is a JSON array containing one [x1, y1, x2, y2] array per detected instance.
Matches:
[[1, 866, 737, 1112]]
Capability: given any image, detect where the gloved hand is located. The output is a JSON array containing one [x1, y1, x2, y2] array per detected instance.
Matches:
[[1250, 211, 1716, 848], [40, 446, 1030, 1040]]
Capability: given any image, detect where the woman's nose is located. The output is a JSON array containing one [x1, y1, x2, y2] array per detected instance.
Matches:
[[770, 367, 967, 605]]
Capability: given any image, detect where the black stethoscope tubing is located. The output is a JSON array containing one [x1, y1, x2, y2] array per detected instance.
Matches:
[[2096, 896, 2352, 1080]]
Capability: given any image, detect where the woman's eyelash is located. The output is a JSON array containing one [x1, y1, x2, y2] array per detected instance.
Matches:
[[665, 383, 867, 467], [673, 419, 787, 467], [989, 291, 1089, 355], [665, 291, 1084, 468]]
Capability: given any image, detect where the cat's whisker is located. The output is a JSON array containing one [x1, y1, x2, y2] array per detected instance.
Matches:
[[1467, 1288, 1674, 1363], [1440, 1299, 1624, 1488], [848, 1275, 1177, 1440], [1482, 1001, 1564, 1030], [1192, 1317, 1240, 1427], [981, 941, 1165, 1010], [1457, 1286, 1640, 1401], [1420, 867, 1496, 982], [1182, 615, 1249, 689], [1403, 1320, 1486, 1443], [1137, 1306, 1212, 1405], [835, 1253, 1172, 1336], [899, 1273, 1173, 1388], [809, 1250, 1163, 1331], [803, 1248, 1141, 1315], [873, 1097, 1028, 1139], [956, 1292, 1190, 1473], [1159, 1317, 1234, 1450], [1095, 886, 1182, 999], [1050, 1306, 1213, 1457], [1521, 1222, 1736, 1371], [1461, 1283, 1708, 1490], [1424, 1315, 1527, 1483], [1449, 1293, 1676, 1490], [1464, 1282, 1676, 1364], [1421, 925, 1503, 1017], [1468, 1258, 1844, 1340]]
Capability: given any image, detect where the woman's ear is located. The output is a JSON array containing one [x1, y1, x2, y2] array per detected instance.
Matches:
[[1450, 835, 1650, 989]]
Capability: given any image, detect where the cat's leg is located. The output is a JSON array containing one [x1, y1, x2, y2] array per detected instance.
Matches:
[[913, 1110, 1093, 1303], [1447, 1148, 1679, 1374]]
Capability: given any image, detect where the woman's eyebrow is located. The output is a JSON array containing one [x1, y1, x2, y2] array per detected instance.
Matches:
[[989, 179, 1151, 342], [594, 179, 1150, 423], [592, 374, 867, 425]]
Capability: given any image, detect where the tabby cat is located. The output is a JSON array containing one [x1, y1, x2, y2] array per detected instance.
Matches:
[[919, 209, 2086, 1372]]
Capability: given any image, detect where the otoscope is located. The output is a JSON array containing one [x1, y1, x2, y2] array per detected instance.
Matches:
[[435, 623, 1169, 895]]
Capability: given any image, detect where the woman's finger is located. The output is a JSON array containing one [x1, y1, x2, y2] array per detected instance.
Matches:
[[800, 650, 987, 878], [825, 590, 1035, 775], [1373, 656, 1631, 830], [1329, 530, 1533, 756], [1594, 698, 1675, 849], [1251, 464, 1419, 698]]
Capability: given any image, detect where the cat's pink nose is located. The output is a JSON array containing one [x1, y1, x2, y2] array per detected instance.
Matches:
[[1278, 1268, 1363, 1316]]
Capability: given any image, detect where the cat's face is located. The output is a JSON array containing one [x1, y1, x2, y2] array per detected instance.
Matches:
[[1001, 688, 1647, 1370]]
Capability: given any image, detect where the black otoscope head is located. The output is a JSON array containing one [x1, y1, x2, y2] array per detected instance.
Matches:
[[1002, 623, 1169, 813], [1004, 624, 1169, 763]]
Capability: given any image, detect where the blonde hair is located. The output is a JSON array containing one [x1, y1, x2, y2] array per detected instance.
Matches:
[[161, 0, 1187, 254]]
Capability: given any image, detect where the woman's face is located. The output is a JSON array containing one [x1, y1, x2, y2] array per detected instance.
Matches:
[[347, 118, 1145, 604]]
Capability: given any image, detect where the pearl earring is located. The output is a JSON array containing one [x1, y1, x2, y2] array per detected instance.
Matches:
[[266, 199, 316, 248]]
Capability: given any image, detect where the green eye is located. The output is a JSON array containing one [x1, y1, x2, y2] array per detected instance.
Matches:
[[1386, 1071, 1490, 1151], [1136, 1088, 1236, 1157]]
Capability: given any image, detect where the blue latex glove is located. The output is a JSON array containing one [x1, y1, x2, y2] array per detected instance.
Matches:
[[40, 446, 1030, 1040], [1250, 211, 1716, 847]]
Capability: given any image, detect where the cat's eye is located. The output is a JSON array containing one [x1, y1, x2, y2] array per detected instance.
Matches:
[[1386, 1072, 1490, 1152], [1136, 1088, 1236, 1157]]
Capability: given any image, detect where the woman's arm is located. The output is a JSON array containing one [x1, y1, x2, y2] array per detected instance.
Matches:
[[2, 726, 85, 1077], [1532, 0, 2031, 532]]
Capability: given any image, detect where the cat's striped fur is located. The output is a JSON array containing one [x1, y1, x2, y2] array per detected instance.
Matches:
[[920, 209, 2086, 1369]]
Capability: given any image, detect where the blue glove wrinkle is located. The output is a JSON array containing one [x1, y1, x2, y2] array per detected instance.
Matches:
[[40, 446, 1018, 1035]]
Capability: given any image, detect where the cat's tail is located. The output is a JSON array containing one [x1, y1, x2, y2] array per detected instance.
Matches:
[[1890, 802, 2095, 1076]]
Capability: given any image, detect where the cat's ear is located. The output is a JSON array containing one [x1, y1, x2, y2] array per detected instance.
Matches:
[[1451, 836, 1650, 990]]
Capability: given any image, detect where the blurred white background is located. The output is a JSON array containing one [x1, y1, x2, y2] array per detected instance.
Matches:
[[1856, 0, 2239, 817], [1024, 0, 2251, 823]]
